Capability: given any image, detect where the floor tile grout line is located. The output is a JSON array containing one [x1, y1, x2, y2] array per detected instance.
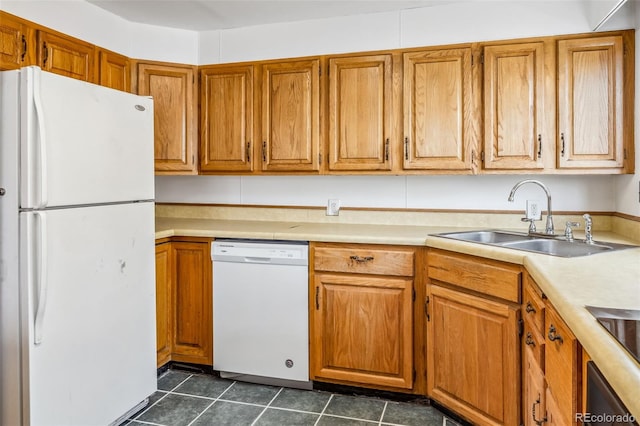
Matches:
[[313, 393, 334, 426], [130, 370, 193, 423], [250, 386, 284, 426], [184, 379, 239, 426], [379, 401, 388, 425]]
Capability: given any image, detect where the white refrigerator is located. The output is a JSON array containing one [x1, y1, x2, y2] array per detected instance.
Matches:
[[0, 67, 157, 425]]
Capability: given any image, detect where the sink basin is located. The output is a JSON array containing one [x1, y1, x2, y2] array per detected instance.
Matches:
[[436, 230, 637, 258]]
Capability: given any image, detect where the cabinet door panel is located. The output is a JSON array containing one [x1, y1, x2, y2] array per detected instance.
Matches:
[[523, 347, 546, 426], [313, 273, 413, 389], [155, 243, 172, 367], [483, 42, 547, 170], [137, 62, 198, 174], [200, 65, 254, 172], [98, 49, 130, 92], [0, 12, 33, 70], [427, 284, 520, 426], [404, 48, 473, 170], [262, 59, 320, 172], [329, 55, 392, 171], [37, 30, 95, 82], [558, 36, 624, 169]]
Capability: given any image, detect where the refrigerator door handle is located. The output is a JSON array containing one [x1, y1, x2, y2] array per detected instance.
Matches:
[[32, 69, 48, 208], [33, 211, 48, 345]]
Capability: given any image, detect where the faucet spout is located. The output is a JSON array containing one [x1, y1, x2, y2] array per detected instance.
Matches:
[[507, 179, 555, 235]]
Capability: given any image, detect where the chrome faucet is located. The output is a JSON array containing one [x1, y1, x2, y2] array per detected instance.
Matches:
[[508, 179, 555, 235], [583, 213, 594, 244]]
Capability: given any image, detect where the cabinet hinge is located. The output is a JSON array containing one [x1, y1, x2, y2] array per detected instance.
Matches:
[[413, 369, 417, 383], [319, 67, 321, 77], [623, 148, 628, 160], [412, 288, 416, 302], [424, 296, 430, 321], [518, 319, 524, 337], [480, 53, 484, 64], [319, 153, 322, 165], [480, 151, 485, 162]]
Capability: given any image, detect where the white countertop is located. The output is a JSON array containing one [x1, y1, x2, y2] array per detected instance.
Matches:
[[156, 216, 640, 418]]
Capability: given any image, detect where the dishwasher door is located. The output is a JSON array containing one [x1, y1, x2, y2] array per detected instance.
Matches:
[[211, 240, 310, 388]]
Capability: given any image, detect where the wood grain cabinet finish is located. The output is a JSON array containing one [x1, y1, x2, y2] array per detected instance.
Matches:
[[137, 62, 198, 174], [155, 238, 213, 367], [426, 249, 521, 426], [403, 47, 474, 171], [482, 41, 552, 170], [37, 30, 95, 82], [0, 11, 34, 70], [328, 54, 394, 171], [311, 243, 415, 390], [557, 35, 630, 171], [261, 59, 321, 172], [200, 64, 254, 173], [98, 48, 130, 92]]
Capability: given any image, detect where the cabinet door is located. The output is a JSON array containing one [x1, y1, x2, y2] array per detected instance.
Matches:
[[523, 342, 546, 426], [0, 12, 34, 70], [558, 36, 625, 169], [98, 48, 130, 92], [312, 273, 413, 389], [427, 284, 520, 426], [155, 242, 172, 368], [200, 64, 254, 173], [37, 30, 95, 82], [328, 54, 393, 171], [171, 241, 212, 366], [403, 48, 473, 170], [483, 41, 550, 170], [261, 59, 320, 172], [137, 62, 198, 174]]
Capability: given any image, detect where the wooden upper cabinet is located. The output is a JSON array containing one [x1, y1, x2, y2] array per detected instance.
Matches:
[[483, 41, 551, 170], [137, 62, 198, 174], [200, 64, 254, 173], [261, 59, 321, 172], [403, 48, 473, 171], [98, 48, 130, 92], [37, 30, 95, 82], [0, 12, 34, 70], [328, 54, 394, 171], [557, 35, 627, 170]]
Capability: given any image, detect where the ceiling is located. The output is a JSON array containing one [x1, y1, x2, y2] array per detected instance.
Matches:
[[86, 0, 462, 31]]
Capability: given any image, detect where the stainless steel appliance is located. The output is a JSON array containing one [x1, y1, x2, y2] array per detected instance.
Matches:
[[0, 66, 157, 425], [586, 306, 640, 363], [211, 239, 311, 389]]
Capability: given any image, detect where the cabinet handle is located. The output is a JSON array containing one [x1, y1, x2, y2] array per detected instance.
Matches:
[[525, 332, 536, 347], [246, 142, 251, 162], [560, 133, 565, 157], [404, 137, 409, 160], [532, 394, 547, 425], [537, 134, 542, 158], [548, 324, 564, 344], [21, 35, 27, 62], [384, 138, 389, 161], [349, 255, 374, 263], [262, 141, 267, 162], [42, 42, 48, 66], [315, 286, 319, 310], [424, 296, 430, 321], [525, 302, 536, 314]]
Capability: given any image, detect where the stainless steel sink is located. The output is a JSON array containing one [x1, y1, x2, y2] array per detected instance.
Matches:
[[435, 230, 637, 257]]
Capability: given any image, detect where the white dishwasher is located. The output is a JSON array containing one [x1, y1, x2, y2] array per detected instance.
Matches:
[[211, 239, 311, 389]]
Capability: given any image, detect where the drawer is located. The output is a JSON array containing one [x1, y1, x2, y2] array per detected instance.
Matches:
[[523, 319, 545, 369], [313, 246, 415, 277], [523, 280, 545, 335], [427, 250, 521, 303]]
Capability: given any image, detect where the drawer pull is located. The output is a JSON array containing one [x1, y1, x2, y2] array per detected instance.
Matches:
[[532, 394, 547, 425], [548, 324, 564, 344], [349, 255, 374, 263], [525, 332, 536, 347], [525, 302, 536, 314]]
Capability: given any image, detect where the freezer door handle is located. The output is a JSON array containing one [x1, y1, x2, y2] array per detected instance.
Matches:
[[33, 211, 48, 345], [32, 69, 48, 208]]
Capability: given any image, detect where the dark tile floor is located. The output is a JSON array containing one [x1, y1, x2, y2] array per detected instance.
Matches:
[[125, 370, 461, 426]]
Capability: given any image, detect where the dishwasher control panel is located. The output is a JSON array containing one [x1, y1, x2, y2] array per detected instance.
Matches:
[[212, 239, 308, 265]]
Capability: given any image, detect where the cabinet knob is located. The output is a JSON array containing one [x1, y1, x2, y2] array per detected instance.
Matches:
[[548, 324, 564, 344], [525, 302, 536, 314], [525, 332, 535, 347]]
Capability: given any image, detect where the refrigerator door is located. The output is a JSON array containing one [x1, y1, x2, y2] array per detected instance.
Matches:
[[20, 66, 154, 209], [20, 202, 157, 425]]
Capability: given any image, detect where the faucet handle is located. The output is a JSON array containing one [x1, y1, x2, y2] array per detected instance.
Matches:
[[521, 217, 537, 234], [564, 221, 579, 241], [582, 213, 594, 244]]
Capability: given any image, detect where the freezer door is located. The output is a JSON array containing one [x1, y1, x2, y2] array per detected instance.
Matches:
[[20, 202, 156, 425], [20, 66, 154, 209]]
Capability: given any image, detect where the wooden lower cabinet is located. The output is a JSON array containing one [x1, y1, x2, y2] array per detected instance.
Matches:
[[426, 249, 521, 426], [155, 237, 213, 367], [310, 243, 417, 390]]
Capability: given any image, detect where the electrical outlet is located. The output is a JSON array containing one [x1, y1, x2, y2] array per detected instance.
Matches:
[[526, 200, 542, 220], [326, 199, 340, 216]]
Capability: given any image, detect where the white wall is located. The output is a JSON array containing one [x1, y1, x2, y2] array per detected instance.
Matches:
[[3, 0, 638, 214]]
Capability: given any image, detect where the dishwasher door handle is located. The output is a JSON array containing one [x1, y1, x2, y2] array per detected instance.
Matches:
[[244, 256, 273, 263]]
